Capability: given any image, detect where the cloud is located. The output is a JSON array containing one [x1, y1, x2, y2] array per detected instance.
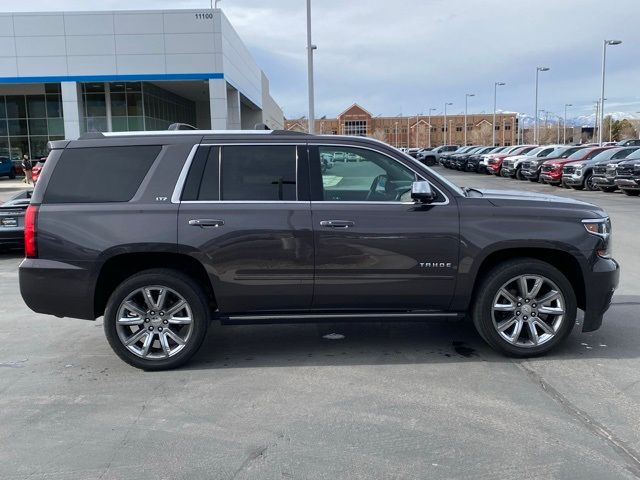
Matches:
[[3, 0, 639, 119]]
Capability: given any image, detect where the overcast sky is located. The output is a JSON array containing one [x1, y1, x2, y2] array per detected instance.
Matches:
[[3, 0, 639, 120]]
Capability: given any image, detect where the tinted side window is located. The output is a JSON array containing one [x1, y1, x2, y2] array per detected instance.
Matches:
[[221, 145, 297, 201], [43, 145, 160, 203], [181, 147, 220, 201]]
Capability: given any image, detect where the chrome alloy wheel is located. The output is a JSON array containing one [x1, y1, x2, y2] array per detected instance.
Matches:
[[116, 286, 193, 360], [491, 275, 565, 347]]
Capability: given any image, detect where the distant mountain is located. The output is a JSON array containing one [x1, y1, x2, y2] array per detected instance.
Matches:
[[500, 110, 640, 128]]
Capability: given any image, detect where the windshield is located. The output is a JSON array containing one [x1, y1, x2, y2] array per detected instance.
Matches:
[[559, 146, 585, 158], [590, 149, 620, 162], [566, 148, 592, 160], [524, 147, 544, 157], [624, 149, 640, 160]]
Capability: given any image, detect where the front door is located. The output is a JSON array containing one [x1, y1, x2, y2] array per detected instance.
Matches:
[[177, 143, 314, 313], [309, 144, 459, 310]]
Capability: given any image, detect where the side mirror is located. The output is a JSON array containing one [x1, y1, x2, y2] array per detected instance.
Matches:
[[411, 181, 436, 203]]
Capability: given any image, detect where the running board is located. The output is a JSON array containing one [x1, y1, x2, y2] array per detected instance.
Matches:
[[216, 311, 463, 324]]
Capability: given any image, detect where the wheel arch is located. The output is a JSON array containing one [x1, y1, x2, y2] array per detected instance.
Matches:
[[469, 248, 586, 312], [94, 252, 217, 318]]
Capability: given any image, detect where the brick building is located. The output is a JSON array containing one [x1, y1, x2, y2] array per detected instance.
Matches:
[[284, 104, 519, 147]]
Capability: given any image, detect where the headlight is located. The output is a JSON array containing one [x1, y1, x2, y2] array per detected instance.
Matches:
[[583, 218, 612, 258]]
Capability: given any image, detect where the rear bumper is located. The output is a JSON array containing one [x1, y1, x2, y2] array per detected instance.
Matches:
[[19, 258, 96, 320], [0, 227, 24, 247], [582, 256, 620, 332]]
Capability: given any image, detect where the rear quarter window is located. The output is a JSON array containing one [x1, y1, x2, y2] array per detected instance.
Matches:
[[43, 145, 161, 203]]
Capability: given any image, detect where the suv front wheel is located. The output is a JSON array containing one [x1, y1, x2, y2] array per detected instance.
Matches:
[[472, 259, 576, 357], [104, 269, 210, 370]]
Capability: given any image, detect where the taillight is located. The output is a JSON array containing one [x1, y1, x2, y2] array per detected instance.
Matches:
[[24, 205, 38, 258]]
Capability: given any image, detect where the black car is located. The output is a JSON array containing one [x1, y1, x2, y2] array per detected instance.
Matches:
[[614, 158, 640, 196], [593, 148, 640, 192], [458, 147, 498, 172], [0, 189, 32, 249], [20, 130, 619, 370], [442, 146, 481, 169]]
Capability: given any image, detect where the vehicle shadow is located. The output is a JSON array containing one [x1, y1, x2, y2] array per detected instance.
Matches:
[[184, 299, 640, 370]]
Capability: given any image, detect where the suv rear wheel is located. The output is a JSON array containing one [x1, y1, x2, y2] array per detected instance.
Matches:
[[472, 259, 576, 357], [104, 269, 210, 370]]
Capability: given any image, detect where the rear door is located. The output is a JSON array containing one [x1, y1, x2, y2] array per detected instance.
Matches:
[[176, 142, 314, 313], [309, 143, 460, 310]]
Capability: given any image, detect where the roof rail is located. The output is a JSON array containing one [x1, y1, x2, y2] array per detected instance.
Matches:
[[271, 130, 310, 136], [168, 123, 197, 130], [79, 132, 105, 140]]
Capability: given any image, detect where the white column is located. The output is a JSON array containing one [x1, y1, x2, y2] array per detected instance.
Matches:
[[61, 81, 83, 140], [226, 87, 241, 130], [209, 78, 228, 130]]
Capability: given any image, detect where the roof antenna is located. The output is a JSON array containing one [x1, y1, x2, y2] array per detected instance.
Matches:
[[254, 123, 271, 130]]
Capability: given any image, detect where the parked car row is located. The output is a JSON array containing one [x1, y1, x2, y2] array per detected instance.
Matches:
[[437, 140, 640, 196]]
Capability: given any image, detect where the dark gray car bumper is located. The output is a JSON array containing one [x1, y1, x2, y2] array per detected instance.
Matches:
[[581, 256, 620, 332], [19, 258, 96, 320]]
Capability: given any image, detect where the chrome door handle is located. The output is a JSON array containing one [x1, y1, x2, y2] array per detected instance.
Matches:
[[320, 220, 355, 228], [188, 219, 224, 228]]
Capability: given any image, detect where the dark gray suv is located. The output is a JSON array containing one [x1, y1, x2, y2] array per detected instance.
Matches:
[[20, 131, 619, 370]]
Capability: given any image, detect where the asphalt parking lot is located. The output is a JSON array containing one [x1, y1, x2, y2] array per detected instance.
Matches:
[[1, 171, 640, 480]]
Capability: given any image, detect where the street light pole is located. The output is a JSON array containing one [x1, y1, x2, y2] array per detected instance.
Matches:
[[394, 122, 398, 148], [427, 107, 436, 147], [563, 103, 572, 144], [600, 39, 622, 145], [443, 102, 452, 146], [493, 82, 505, 146], [464, 93, 475, 146], [534, 66, 550, 144], [306, 0, 317, 134]]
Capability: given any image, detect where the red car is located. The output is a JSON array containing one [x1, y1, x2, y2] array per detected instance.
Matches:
[[31, 157, 47, 184], [485, 146, 536, 176], [540, 147, 613, 186]]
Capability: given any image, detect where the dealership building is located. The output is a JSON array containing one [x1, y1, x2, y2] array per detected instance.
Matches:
[[0, 9, 284, 159]]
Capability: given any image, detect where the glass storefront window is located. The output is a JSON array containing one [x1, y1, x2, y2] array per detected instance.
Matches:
[[29, 119, 48, 136], [86, 94, 106, 117], [29, 136, 49, 159], [0, 85, 64, 160], [6, 96, 27, 119], [111, 117, 128, 132], [126, 92, 143, 116], [47, 118, 64, 136], [8, 119, 28, 136], [27, 95, 47, 118], [110, 93, 127, 116], [44, 83, 61, 94], [127, 116, 144, 131], [46, 95, 62, 117]]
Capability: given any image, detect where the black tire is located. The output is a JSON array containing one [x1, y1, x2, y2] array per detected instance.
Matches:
[[472, 259, 576, 357], [104, 269, 210, 370], [584, 173, 598, 191], [8, 168, 15, 179], [515, 168, 524, 181], [622, 189, 640, 197]]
